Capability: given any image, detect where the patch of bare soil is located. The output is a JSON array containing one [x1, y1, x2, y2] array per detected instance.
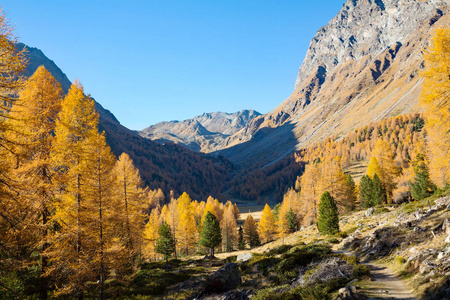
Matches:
[[363, 262, 416, 300]]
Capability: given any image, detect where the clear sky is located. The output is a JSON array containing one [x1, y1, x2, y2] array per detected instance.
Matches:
[[2, 1, 344, 130]]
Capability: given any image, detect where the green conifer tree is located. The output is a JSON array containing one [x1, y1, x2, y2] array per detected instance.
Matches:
[[155, 222, 176, 263], [410, 154, 435, 200], [317, 191, 340, 235], [286, 208, 298, 233], [238, 226, 245, 250], [273, 203, 281, 221], [346, 174, 357, 210], [199, 212, 222, 257], [359, 175, 373, 208], [372, 174, 387, 206]]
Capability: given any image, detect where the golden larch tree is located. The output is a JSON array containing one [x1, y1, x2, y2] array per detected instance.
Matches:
[[113, 152, 146, 262], [258, 204, 276, 243], [83, 131, 120, 299], [48, 81, 99, 298], [298, 163, 321, 225], [371, 139, 399, 203], [143, 207, 162, 261], [0, 9, 27, 293], [221, 203, 238, 252], [6, 66, 63, 299], [421, 28, 450, 187]]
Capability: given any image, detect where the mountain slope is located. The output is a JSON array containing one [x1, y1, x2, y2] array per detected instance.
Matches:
[[140, 110, 260, 152], [216, 0, 449, 167], [21, 44, 233, 201]]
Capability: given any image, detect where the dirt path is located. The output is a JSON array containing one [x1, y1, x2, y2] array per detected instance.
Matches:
[[362, 262, 416, 300]]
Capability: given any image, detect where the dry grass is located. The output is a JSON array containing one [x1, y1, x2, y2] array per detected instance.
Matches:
[[237, 204, 267, 224], [344, 160, 369, 183]]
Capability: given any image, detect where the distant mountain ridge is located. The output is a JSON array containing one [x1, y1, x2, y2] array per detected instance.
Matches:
[[140, 110, 260, 152]]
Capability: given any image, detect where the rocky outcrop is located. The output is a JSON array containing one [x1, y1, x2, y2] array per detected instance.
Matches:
[[140, 110, 260, 153], [216, 0, 450, 166], [198, 263, 242, 297]]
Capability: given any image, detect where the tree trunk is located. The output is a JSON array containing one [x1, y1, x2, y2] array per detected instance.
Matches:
[[39, 205, 48, 300], [98, 163, 104, 300]]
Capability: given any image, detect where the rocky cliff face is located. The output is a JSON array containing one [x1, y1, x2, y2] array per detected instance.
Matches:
[[140, 110, 260, 152], [216, 0, 450, 166]]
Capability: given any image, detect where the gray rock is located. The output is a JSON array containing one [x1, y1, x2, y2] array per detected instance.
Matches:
[[307, 258, 354, 284], [199, 263, 242, 297], [236, 253, 253, 262], [336, 285, 368, 300], [365, 207, 375, 217]]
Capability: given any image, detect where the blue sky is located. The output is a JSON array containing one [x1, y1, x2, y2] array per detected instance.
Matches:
[[2, 1, 344, 130]]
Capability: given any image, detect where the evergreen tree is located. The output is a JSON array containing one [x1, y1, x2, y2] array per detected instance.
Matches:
[[286, 208, 298, 233], [199, 212, 222, 257], [238, 226, 245, 250], [410, 154, 435, 200], [155, 222, 176, 263], [372, 174, 387, 206], [317, 191, 339, 235], [359, 175, 373, 208], [345, 174, 357, 210], [273, 203, 281, 221]]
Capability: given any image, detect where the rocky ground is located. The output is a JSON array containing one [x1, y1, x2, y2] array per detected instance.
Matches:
[[120, 196, 450, 299]]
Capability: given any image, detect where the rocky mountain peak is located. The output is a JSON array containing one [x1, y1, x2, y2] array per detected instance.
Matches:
[[295, 0, 446, 90], [139, 109, 261, 153]]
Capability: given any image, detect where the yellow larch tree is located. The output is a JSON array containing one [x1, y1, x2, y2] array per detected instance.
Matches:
[[318, 156, 353, 213], [258, 204, 276, 243], [277, 188, 300, 240], [0, 9, 27, 294], [175, 193, 197, 256], [83, 131, 120, 299], [143, 207, 162, 261], [48, 80, 99, 298], [371, 139, 399, 203], [421, 28, 450, 187], [243, 214, 259, 248], [367, 157, 382, 179], [221, 203, 238, 252], [298, 163, 321, 225], [165, 197, 179, 257], [5, 66, 63, 299], [113, 152, 146, 262]]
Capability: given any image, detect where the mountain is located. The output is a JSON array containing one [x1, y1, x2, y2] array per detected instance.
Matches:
[[21, 44, 233, 201], [215, 0, 450, 167], [140, 110, 260, 152]]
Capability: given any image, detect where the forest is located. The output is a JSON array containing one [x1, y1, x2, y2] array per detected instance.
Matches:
[[0, 4, 450, 299]]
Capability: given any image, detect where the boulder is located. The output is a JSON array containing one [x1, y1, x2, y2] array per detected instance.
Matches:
[[198, 263, 242, 297], [365, 207, 375, 217], [335, 285, 368, 300], [307, 258, 353, 284], [236, 253, 253, 262]]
